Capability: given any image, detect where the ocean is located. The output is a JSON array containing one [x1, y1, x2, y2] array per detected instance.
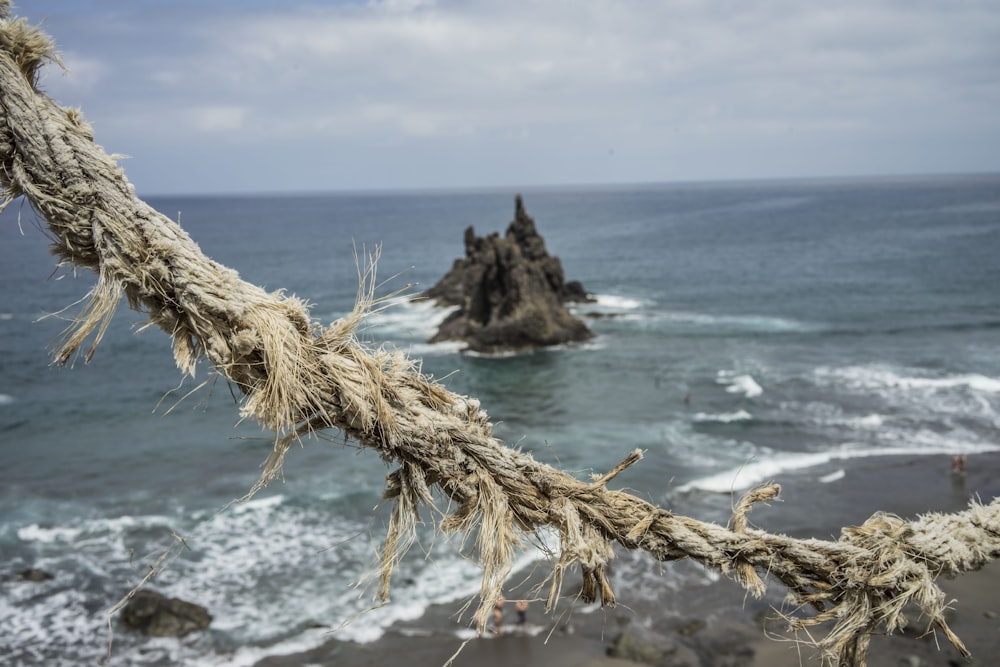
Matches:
[[2, 174, 999, 665]]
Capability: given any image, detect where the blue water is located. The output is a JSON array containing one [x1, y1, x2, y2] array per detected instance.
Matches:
[[2, 174, 1000, 665]]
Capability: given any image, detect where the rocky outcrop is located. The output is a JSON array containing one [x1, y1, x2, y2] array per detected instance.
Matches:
[[121, 589, 212, 637], [425, 195, 594, 354]]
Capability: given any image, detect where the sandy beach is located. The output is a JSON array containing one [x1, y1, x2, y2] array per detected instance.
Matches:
[[252, 452, 1000, 667]]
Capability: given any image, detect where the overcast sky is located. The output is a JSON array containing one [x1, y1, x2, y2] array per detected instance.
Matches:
[[15, 0, 1000, 195]]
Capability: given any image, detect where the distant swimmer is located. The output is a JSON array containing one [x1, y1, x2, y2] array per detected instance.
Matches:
[[492, 595, 506, 635], [951, 454, 967, 475]]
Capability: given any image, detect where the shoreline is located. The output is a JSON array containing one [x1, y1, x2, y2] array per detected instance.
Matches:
[[253, 452, 1000, 667]]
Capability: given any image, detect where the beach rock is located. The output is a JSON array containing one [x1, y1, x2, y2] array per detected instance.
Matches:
[[607, 623, 679, 663], [425, 195, 594, 353], [688, 620, 757, 667], [661, 644, 700, 667], [120, 589, 211, 637], [677, 618, 706, 636], [15, 567, 54, 582]]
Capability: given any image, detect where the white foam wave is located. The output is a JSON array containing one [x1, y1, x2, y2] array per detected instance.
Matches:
[[655, 310, 812, 333], [795, 405, 885, 431], [818, 469, 845, 484], [227, 492, 284, 514], [461, 347, 521, 359], [0, 583, 105, 666], [648, 420, 764, 469], [904, 374, 1000, 393], [716, 371, 763, 398], [185, 633, 323, 667], [677, 452, 832, 494], [17, 513, 175, 544], [9, 494, 556, 667], [0, 393, 13, 405], [458, 335, 602, 358], [606, 549, 721, 609], [405, 339, 467, 357], [677, 441, 1000, 494], [592, 294, 645, 310], [571, 293, 647, 321], [692, 409, 753, 424], [359, 297, 457, 341], [17, 523, 81, 543], [814, 365, 1000, 431], [198, 537, 553, 666], [817, 365, 1000, 394], [847, 414, 884, 429], [175, 498, 412, 644]]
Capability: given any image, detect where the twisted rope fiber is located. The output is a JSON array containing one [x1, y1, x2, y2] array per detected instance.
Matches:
[[2, 8, 998, 665]]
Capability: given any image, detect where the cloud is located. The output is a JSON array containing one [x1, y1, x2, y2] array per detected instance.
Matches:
[[38, 51, 106, 93], [187, 2, 998, 134], [21, 0, 1000, 192], [188, 105, 248, 133]]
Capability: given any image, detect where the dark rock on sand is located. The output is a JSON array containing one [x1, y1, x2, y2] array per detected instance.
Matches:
[[607, 614, 760, 667], [607, 622, 680, 663], [677, 618, 706, 636], [121, 589, 211, 637], [688, 620, 758, 667], [425, 195, 594, 354]]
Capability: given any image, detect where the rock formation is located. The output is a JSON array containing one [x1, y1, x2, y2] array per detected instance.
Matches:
[[425, 195, 593, 353], [121, 589, 212, 637]]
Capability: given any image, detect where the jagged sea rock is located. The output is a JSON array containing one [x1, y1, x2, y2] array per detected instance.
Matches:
[[121, 589, 212, 637], [425, 195, 594, 354]]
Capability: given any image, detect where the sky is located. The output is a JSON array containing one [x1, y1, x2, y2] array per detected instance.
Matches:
[[12, 0, 1000, 195]]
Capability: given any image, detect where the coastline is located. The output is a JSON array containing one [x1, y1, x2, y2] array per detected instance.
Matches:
[[254, 452, 1000, 667]]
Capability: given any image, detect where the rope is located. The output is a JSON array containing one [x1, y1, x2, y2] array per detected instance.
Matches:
[[1, 7, 997, 665]]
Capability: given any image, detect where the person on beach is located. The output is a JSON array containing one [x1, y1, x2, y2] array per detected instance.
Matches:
[[952, 453, 967, 475], [492, 595, 506, 634], [515, 599, 528, 628]]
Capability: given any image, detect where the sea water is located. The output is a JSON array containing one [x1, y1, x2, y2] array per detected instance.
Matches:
[[1, 174, 999, 665]]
